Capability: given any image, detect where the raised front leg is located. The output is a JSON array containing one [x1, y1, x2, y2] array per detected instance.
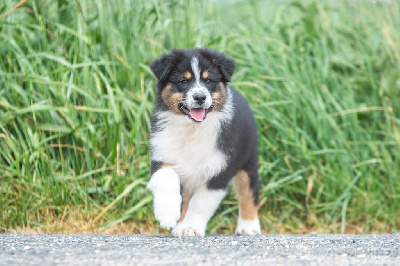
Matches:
[[147, 166, 182, 229], [172, 185, 226, 236]]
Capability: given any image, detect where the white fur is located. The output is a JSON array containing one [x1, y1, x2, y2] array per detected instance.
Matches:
[[187, 57, 212, 109], [151, 88, 234, 193], [235, 216, 261, 235], [147, 167, 182, 229], [191, 57, 201, 82], [172, 185, 226, 236]]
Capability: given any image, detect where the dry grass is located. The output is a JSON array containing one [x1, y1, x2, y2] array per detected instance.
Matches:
[[9, 212, 396, 235]]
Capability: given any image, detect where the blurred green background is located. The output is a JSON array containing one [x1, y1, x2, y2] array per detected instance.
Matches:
[[0, 0, 399, 234]]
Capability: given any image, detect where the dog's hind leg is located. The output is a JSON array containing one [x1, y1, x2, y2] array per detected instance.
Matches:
[[233, 170, 261, 235]]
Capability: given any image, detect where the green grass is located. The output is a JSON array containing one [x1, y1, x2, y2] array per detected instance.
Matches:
[[0, 0, 399, 234]]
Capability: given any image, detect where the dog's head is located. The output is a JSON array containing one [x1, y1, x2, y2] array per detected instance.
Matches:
[[150, 48, 235, 123]]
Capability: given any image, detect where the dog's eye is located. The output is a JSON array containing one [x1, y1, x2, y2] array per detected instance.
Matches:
[[179, 79, 189, 85], [205, 79, 213, 84]]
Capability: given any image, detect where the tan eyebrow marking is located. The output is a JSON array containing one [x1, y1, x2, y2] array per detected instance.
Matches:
[[202, 71, 209, 79], [184, 71, 192, 79]]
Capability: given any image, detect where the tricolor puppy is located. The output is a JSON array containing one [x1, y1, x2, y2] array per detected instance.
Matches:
[[147, 48, 260, 236]]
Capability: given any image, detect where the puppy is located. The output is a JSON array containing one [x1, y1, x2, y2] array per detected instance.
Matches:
[[147, 48, 260, 236]]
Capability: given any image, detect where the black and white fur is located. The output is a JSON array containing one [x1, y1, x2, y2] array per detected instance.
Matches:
[[147, 48, 260, 236]]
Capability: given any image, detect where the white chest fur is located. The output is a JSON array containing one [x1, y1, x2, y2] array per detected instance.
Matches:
[[151, 112, 226, 192]]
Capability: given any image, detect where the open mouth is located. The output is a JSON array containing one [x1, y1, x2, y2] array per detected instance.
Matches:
[[179, 103, 210, 122]]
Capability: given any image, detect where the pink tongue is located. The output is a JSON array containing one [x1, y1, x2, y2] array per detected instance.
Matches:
[[189, 108, 206, 122]]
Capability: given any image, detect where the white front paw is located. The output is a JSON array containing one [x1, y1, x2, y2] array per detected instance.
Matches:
[[172, 221, 205, 237], [153, 196, 181, 229], [235, 217, 261, 235], [147, 167, 182, 230]]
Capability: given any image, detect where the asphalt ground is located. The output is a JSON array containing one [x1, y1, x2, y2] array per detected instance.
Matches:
[[0, 234, 399, 265]]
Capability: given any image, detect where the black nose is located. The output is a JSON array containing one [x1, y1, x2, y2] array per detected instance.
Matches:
[[193, 93, 206, 104]]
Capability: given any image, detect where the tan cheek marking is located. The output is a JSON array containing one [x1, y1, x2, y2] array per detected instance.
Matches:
[[211, 82, 227, 111], [202, 71, 209, 79], [184, 72, 192, 80], [233, 170, 259, 220], [161, 83, 184, 115], [179, 190, 193, 222]]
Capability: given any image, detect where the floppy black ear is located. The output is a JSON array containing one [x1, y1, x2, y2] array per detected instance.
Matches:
[[204, 50, 236, 82], [217, 55, 235, 82], [150, 54, 174, 81]]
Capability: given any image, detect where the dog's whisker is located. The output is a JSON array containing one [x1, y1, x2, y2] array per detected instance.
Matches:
[[177, 101, 188, 110], [212, 100, 223, 106], [169, 99, 187, 108]]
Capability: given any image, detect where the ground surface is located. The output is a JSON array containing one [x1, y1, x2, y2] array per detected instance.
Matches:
[[0, 234, 399, 265]]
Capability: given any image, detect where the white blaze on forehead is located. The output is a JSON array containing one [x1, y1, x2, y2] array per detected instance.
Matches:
[[191, 57, 201, 84], [187, 56, 212, 110]]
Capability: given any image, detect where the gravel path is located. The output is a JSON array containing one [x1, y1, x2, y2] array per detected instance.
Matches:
[[0, 234, 399, 265]]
